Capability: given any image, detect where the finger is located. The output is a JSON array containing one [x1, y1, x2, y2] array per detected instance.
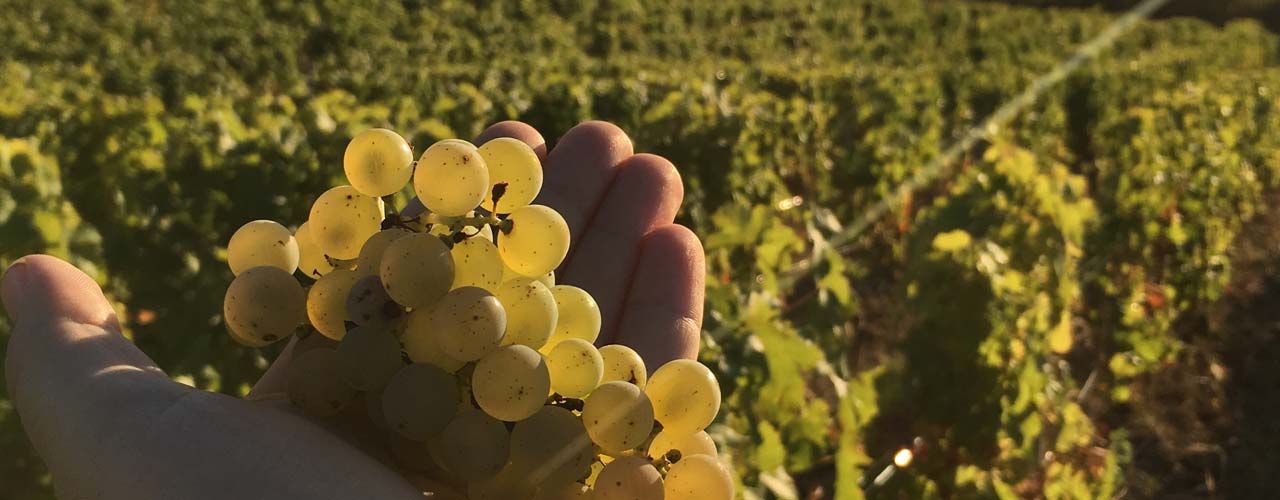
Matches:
[[610, 225, 704, 369], [475, 120, 548, 161], [2, 255, 191, 485], [535, 121, 634, 265], [561, 154, 683, 342]]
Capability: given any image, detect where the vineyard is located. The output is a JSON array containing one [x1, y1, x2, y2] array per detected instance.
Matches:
[[2, 0, 1279, 498]]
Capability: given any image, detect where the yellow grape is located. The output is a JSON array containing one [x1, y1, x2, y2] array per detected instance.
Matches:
[[645, 359, 721, 435], [433, 286, 506, 362], [306, 268, 360, 341], [508, 406, 595, 490], [223, 266, 305, 345], [381, 363, 458, 441], [472, 345, 550, 422], [356, 227, 411, 275], [664, 454, 734, 500], [599, 344, 648, 388], [227, 220, 299, 275], [294, 221, 334, 278], [542, 285, 601, 353], [336, 325, 403, 391], [225, 323, 270, 348], [379, 233, 454, 308], [581, 381, 655, 454], [545, 338, 603, 398], [502, 260, 553, 287], [401, 307, 466, 372], [343, 128, 415, 197], [478, 137, 543, 213], [497, 205, 570, 278], [287, 347, 356, 416], [450, 237, 503, 290], [495, 278, 557, 349], [429, 407, 511, 482], [414, 139, 489, 216], [647, 429, 718, 460], [308, 185, 384, 260], [593, 456, 663, 500]]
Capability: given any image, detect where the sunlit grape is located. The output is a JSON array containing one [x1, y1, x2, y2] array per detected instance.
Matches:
[[497, 205, 570, 277], [478, 137, 542, 213], [344, 128, 414, 197], [415, 139, 489, 216], [308, 185, 384, 260], [224, 266, 305, 345], [227, 220, 299, 275]]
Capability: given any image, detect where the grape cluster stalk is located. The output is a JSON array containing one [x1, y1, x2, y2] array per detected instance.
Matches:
[[221, 128, 732, 499]]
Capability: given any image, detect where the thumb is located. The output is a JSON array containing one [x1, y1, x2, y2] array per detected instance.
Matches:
[[3, 255, 181, 477]]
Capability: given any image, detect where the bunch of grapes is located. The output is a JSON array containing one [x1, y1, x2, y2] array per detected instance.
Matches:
[[222, 128, 732, 499]]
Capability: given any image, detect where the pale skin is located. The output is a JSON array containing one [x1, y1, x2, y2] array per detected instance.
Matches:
[[1, 121, 704, 499]]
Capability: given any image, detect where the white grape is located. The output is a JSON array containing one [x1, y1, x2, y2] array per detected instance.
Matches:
[[472, 344, 550, 422], [414, 139, 489, 216], [308, 185, 384, 260], [542, 285, 601, 354], [664, 454, 734, 500], [306, 268, 361, 341], [582, 381, 655, 453], [450, 237, 503, 290], [344, 128, 415, 197], [381, 363, 458, 441], [545, 338, 603, 399], [478, 137, 542, 213], [379, 233, 454, 308], [227, 220, 299, 275], [593, 456, 663, 500], [295, 222, 335, 278], [599, 344, 648, 388], [645, 359, 721, 435], [401, 307, 466, 372], [497, 205, 570, 277], [432, 286, 507, 362], [356, 227, 411, 275], [495, 278, 557, 350], [224, 266, 305, 344]]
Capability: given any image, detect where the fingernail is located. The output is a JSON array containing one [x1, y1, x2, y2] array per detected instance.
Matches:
[[2, 258, 30, 323]]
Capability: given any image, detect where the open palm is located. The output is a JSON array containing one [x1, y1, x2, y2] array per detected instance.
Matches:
[[1, 121, 704, 499]]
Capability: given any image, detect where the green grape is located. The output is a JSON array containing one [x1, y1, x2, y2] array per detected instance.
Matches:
[[545, 338, 603, 398], [343, 128, 415, 197], [450, 237, 502, 290], [295, 221, 334, 278], [308, 185, 384, 260], [227, 220, 299, 275], [502, 260, 553, 287], [429, 210, 494, 241], [379, 233, 455, 308], [495, 278, 557, 349], [414, 139, 489, 216], [345, 274, 401, 327], [647, 429, 718, 460], [433, 286, 506, 362], [645, 359, 721, 435], [287, 347, 356, 416], [429, 407, 511, 482], [497, 205, 571, 278], [306, 268, 361, 341], [598, 344, 648, 388], [508, 406, 595, 490], [336, 325, 403, 391], [472, 344, 550, 421], [541, 285, 601, 354], [356, 227, 411, 275], [582, 381, 655, 453], [401, 307, 466, 372], [593, 456, 663, 500], [224, 266, 305, 345], [381, 363, 458, 441], [478, 137, 542, 213], [664, 454, 734, 500]]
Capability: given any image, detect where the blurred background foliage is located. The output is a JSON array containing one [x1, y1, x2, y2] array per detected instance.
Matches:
[[1, 0, 1279, 498]]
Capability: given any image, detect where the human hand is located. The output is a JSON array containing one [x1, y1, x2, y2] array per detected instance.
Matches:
[[2, 121, 704, 499]]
